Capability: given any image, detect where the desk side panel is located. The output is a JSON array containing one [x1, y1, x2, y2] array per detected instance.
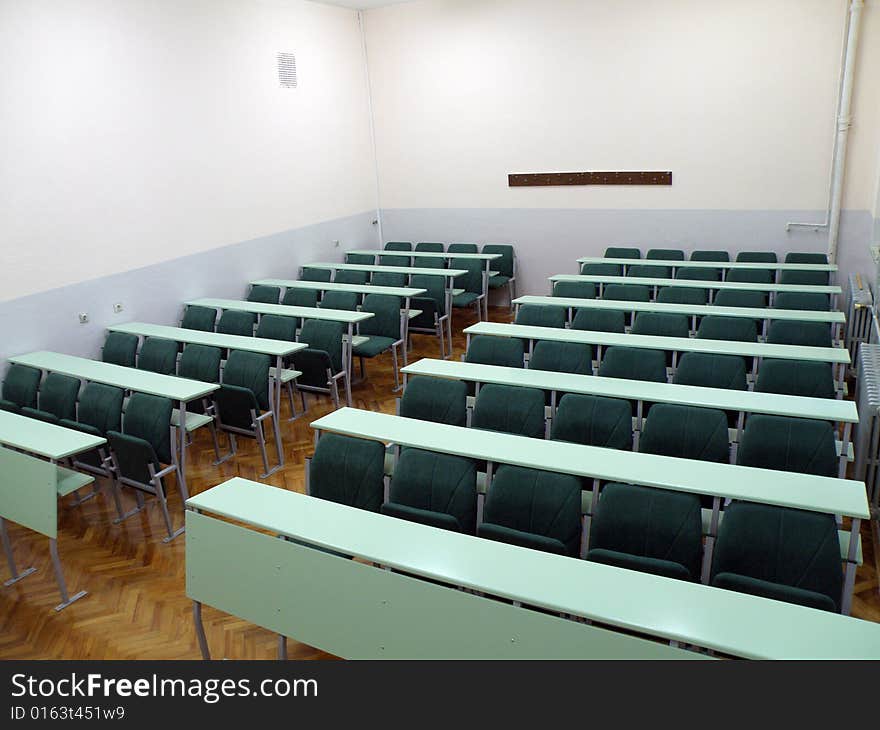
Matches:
[[185, 512, 702, 660], [0, 447, 57, 538]]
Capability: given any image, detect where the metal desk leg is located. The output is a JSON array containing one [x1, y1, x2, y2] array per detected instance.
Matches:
[[193, 601, 211, 659], [278, 635, 288, 660], [700, 497, 722, 585], [177, 399, 190, 503], [345, 323, 353, 407], [270, 359, 285, 469], [482, 262, 490, 320], [1, 517, 36, 586], [841, 518, 861, 616], [49, 538, 87, 611], [839, 421, 852, 478]]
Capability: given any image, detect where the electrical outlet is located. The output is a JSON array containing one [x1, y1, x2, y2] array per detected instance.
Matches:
[[333, 240, 340, 248], [78, 313, 89, 324], [113, 303, 124, 314]]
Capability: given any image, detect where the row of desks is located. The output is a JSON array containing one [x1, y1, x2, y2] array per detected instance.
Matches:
[[577, 255, 836, 275]]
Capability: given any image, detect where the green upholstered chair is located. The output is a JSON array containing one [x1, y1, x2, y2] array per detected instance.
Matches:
[[726, 268, 773, 284], [353, 294, 406, 388], [677, 266, 719, 282], [571, 308, 626, 351], [628, 264, 671, 278], [381, 242, 411, 267], [737, 414, 837, 477], [631, 312, 689, 338], [385, 241, 413, 251], [216, 310, 256, 337], [448, 243, 478, 254], [107, 392, 180, 541], [483, 243, 516, 310], [256, 314, 298, 342], [774, 292, 831, 311], [710, 501, 842, 612], [335, 270, 369, 285], [22, 372, 80, 424], [181, 305, 217, 332], [282, 288, 318, 308], [382, 448, 477, 533], [247, 285, 281, 304], [478, 464, 582, 557], [415, 242, 444, 252], [714, 289, 767, 308], [550, 394, 632, 450], [465, 335, 524, 368], [515, 304, 565, 329], [413, 256, 445, 268], [754, 358, 835, 399], [408, 274, 449, 358], [214, 350, 281, 477], [178, 343, 223, 422], [471, 383, 546, 439], [0, 364, 41, 413], [673, 352, 748, 391], [301, 267, 332, 282], [346, 253, 374, 265], [639, 404, 730, 464], [697, 315, 758, 343], [736, 251, 777, 263], [320, 291, 359, 311], [767, 320, 832, 348], [137, 337, 178, 376], [646, 249, 685, 261], [292, 319, 347, 407], [451, 258, 485, 319], [780, 269, 830, 286], [61, 382, 124, 480], [598, 346, 667, 383], [589, 483, 703, 580], [604, 247, 641, 258], [529, 340, 591, 376], [602, 283, 650, 303], [785, 252, 828, 264], [400, 376, 467, 427], [657, 286, 708, 305], [101, 332, 138, 367], [582, 262, 623, 276], [691, 251, 729, 262], [307, 433, 385, 512], [552, 281, 596, 299], [371, 271, 407, 288]]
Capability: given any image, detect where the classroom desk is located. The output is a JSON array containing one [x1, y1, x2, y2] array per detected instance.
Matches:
[[186, 479, 880, 659], [513, 294, 846, 341], [550, 274, 842, 308], [576, 256, 837, 281], [8, 351, 217, 505], [0, 411, 105, 611], [400, 357, 858, 473], [186, 298, 372, 407], [463, 321, 851, 389], [251, 278, 427, 300], [310, 407, 868, 615]]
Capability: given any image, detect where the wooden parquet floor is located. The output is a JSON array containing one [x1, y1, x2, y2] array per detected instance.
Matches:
[[1, 305, 878, 660]]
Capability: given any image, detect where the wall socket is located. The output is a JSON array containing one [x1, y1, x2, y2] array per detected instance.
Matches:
[[113, 303, 124, 313], [78, 313, 89, 324]]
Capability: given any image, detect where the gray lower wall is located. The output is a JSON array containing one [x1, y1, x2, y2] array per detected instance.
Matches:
[[0, 210, 379, 368], [381, 207, 875, 301]]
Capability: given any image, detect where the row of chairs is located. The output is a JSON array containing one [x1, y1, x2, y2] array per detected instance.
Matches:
[[309, 429, 844, 614], [464, 334, 836, 399]]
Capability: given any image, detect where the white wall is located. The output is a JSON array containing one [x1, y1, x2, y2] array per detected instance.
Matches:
[[0, 0, 378, 303]]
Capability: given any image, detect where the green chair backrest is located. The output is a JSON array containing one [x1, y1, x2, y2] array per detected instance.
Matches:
[[710, 501, 842, 612], [214, 384, 260, 431], [448, 243, 477, 254], [736, 251, 777, 263], [691, 250, 729, 262], [217, 310, 256, 337], [256, 314, 298, 342], [379, 254, 409, 267], [604, 247, 641, 259], [371, 271, 407, 288], [754, 358, 835, 399], [589, 483, 703, 581], [784, 252, 828, 264], [697, 315, 757, 343], [774, 292, 831, 311], [581, 262, 623, 276], [122, 392, 173, 465], [301, 268, 332, 282], [602, 284, 650, 303], [297, 319, 344, 374], [400, 376, 467, 427], [471, 384, 545, 439], [138, 337, 178, 376], [346, 253, 374, 265], [451, 258, 483, 295], [76, 382, 124, 434], [247, 285, 281, 304], [646, 249, 685, 261], [410, 274, 446, 315], [529, 340, 591, 376], [676, 266, 719, 282], [713, 289, 767, 308], [384, 241, 413, 251], [737, 414, 837, 477], [515, 304, 566, 329], [282, 288, 319, 308], [33, 372, 80, 421], [310, 433, 385, 511], [335, 270, 369, 285], [639, 404, 729, 463], [102, 332, 138, 367], [413, 256, 445, 269], [657, 286, 708, 305], [726, 268, 773, 284], [360, 294, 402, 340], [320, 291, 359, 311], [672, 352, 747, 391], [766, 320, 832, 348], [465, 335, 524, 368], [1, 364, 41, 412], [550, 394, 632, 449], [631, 312, 689, 339], [482, 244, 514, 278], [598, 346, 667, 383], [383, 448, 477, 533], [107, 431, 161, 486], [628, 264, 671, 279], [552, 281, 596, 299], [415, 242, 444, 252], [223, 350, 271, 412], [779, 269, 830, 286], [178, 344, 222, 383], [181, 305, 217, 332], [571, 308, 625, 334], [479, 464, 582, 557]]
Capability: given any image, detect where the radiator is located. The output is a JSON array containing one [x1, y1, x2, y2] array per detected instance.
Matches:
[[854, 342, 880, 514], [844, 272, 874, 375]]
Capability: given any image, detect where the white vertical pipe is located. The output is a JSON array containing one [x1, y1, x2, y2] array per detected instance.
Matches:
[[828, 0, 864, 264], [358, 9, 384, 245]]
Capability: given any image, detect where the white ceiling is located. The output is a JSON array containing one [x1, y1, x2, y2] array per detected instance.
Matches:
[[314, 0, 415, 9]]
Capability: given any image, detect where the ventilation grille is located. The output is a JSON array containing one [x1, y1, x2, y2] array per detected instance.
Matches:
[[277, 52, 297, 88]]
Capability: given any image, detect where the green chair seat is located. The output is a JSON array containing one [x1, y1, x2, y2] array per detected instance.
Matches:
[[353, 336, 396, 357], [588, 549, 692, 581], [381, 502, 462, 532], [452, 291, 480, 307], [488, 274, 510, 288], [478, 523, 568, 555], [711, 573, 837, 612]]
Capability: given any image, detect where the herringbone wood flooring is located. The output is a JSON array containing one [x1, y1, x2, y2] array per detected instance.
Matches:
[[1, 305, 878, 659]]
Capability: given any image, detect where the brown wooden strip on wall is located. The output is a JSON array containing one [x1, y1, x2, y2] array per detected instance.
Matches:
[[508, 171, 672, 186]]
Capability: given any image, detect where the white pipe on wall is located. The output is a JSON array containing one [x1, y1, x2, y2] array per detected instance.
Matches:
[[358, 9, 384, 246]]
